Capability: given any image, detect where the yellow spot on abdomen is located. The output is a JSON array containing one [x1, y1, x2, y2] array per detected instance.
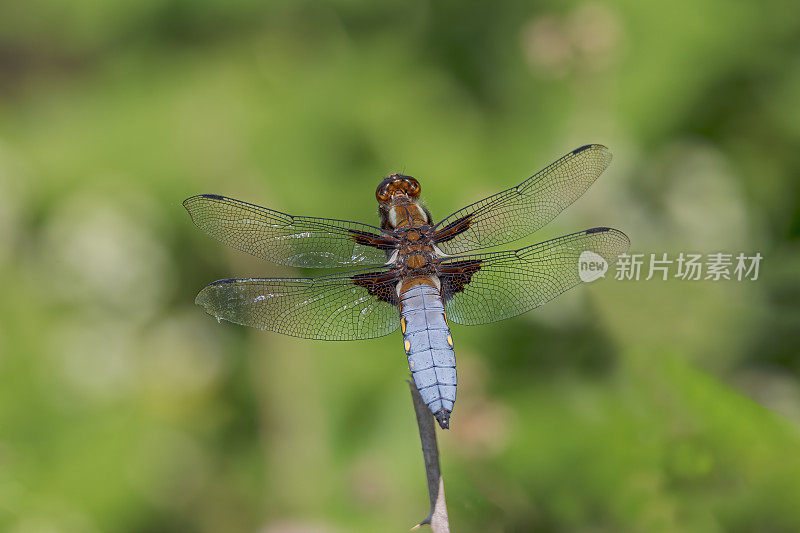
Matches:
[[404, 339, 411, 353], [401, 317, 406, 334], [446, 334, 453, 347]]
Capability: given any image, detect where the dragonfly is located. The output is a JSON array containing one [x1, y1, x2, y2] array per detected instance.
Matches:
[[184, 144, 629, 429]]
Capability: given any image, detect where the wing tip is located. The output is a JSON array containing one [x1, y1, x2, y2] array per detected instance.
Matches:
[[572, 143, 608, 153], [572, 144, 593, 154], [194, 287, 215, 314], [208, 277, 238, 286], [571, 144, 612, 165], [195, 278, 237, 304], [583, 227, 631, 259], [584, 225, 629, 239], [584, 226, 611, 234], [183, 193, 227, 208]]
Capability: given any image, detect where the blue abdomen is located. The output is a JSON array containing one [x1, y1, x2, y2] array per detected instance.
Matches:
[[400, 283, 456, 429]]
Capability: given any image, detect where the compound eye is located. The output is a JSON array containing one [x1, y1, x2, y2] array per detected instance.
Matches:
[[404, 178, 421, 197], [376, 184, 391, 202]]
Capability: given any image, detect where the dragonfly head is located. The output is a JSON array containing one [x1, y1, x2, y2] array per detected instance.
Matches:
[[376, 173, 421, 203]]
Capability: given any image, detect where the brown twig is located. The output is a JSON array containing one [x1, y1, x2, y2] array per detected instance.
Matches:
[[408, 380, 450, 532]]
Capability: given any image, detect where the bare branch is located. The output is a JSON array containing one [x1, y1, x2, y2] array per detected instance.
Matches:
[[408, 381, 450, 532]]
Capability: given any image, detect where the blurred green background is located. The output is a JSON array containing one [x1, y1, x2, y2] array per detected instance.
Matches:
[[1, 1, 799, 532]]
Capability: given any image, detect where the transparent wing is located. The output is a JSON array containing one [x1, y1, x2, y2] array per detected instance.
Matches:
[[438, 227, 630, 325], [433, 145, 612, 254], [195, 268, 401, 340], [184, 194, 396, 268]]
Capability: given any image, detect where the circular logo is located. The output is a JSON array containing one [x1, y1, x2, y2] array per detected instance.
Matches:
[[578, 251, 608, 282]]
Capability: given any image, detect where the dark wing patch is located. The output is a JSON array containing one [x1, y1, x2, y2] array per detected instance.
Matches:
[[184, 194, 395, 268], [195, 267, 401, 340], [439, 259, 483, 298], [439, 227, 630, 325], [348, 228, 397, 250], [433, 145, 612, 255], [351, 270, 400, 306]]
